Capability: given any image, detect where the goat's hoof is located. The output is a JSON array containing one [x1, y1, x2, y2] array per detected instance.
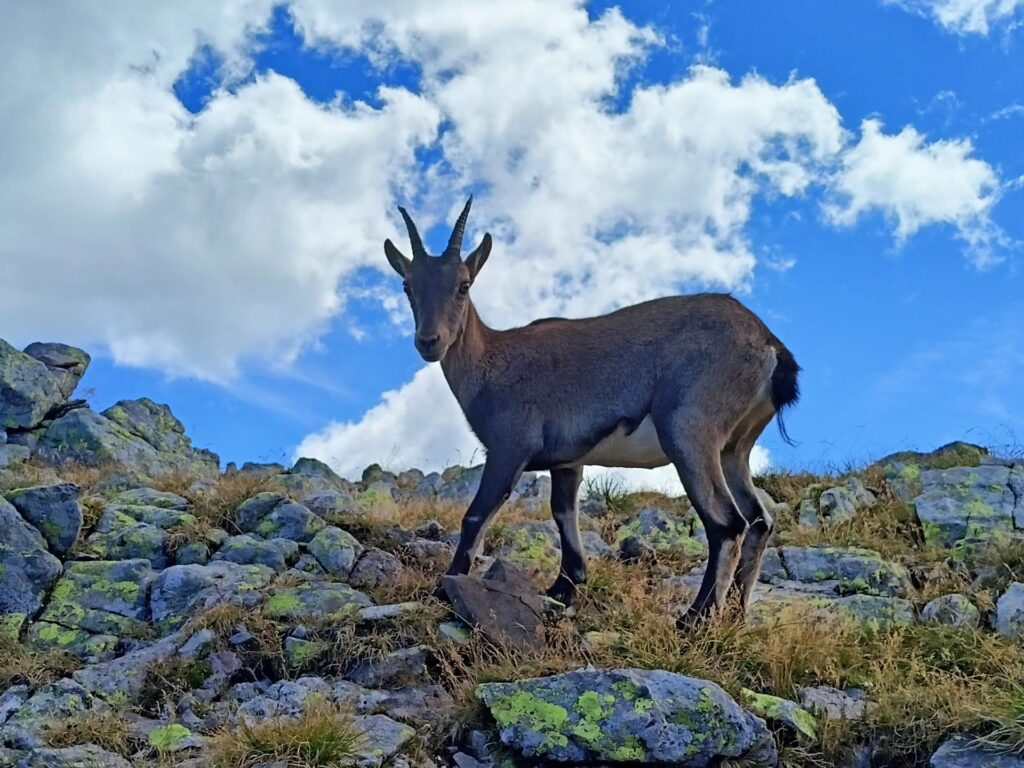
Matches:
[[545, 580, 578, 608], [431, 583, 452, 604]]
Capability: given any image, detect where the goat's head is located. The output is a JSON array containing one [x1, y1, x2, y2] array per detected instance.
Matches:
[[384, 197, 492, 362]]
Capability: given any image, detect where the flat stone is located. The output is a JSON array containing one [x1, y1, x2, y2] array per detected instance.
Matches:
[[779, 546, 910, 596], [441, 569, 545, 652], [346, 646, 427, 688], [930, 735, 1024, 767], [150, 562, 275, 631], [212, 534, 297, 571], [914, 465, 1016, 549], [263, 581, 373, 621], [5, 483, 82, 557]]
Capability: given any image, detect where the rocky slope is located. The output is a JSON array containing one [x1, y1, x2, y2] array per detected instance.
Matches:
[[2, 338, 1024, 767]]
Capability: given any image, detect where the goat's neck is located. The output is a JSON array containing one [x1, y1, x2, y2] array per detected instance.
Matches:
[[441, 299, 493, 408]]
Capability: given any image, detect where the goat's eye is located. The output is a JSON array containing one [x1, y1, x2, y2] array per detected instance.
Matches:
[[458, 281, 471, 296]]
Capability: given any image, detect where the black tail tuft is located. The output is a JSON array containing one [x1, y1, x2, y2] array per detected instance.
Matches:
[[770, 343, 801, 446]]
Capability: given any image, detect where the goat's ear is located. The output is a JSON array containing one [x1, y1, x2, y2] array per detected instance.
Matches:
[[384, 239, 411, 277], [464, 233, 492, 280]]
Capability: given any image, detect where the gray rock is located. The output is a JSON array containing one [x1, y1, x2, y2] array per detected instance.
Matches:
[[9, 678, 101, 723], [352, 714, 416, 767], [37, 402, 219, 479], [0, 498, 62, 618], [0, 444, 31, 469], [12, 744, 132, 767], [0, 685, 28, 724], [308, 526, 363, 576], [301, 489, 359, 519], [996, 582, 1024, 640], [797, 686, 876, 721], [914, 465, 1017, 548], [264, 581, 373, 621], [923, 593, 981, 628], [84, 519, 168, 569], [477, 667, 776, 765], [819, 477, 876, 524], [212, 534, 297, 571], [150, 562, 275, 630], [930, 736, 1024, 767], [5, 484, 82, 557], [0, 339, 65, 430], [346, 646, 427, 688], [234, 493, 325, 542], [759, 548, 787, 582], [39, 559, 154, 637], [740, 689, 817, 741], [779, 546, 910, 596], [349, 548, 405, 590], [110, 487, 189, 510], [357, 602, 422, 622], [22, 343, 90, 401], [73, 630, 186, 700]]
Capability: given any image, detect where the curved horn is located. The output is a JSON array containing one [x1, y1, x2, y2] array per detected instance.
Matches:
[[398, 206, 428, 259], [443, 196, 473, 260]]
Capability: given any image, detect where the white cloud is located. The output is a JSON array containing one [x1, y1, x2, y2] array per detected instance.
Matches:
[[294, 364, 771, 493], [885, 0, 1024, 34], [825, 119, 1005, 266]]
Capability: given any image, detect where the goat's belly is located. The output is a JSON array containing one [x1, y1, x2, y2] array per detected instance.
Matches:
[[575, 415, 670, 469]]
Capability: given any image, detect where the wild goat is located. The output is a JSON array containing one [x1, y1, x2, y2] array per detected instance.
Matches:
[[383, 199, 799, 622]]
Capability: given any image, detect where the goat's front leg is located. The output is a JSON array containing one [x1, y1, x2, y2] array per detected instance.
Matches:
[[444, 454, 528, 579], [547, 465, 585, 606]]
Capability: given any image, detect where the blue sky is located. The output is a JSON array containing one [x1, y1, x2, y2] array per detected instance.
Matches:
[[2, 1, 1022, 487]]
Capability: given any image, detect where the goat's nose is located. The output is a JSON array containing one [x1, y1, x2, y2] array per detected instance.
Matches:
[[417, 333, 441, 347]]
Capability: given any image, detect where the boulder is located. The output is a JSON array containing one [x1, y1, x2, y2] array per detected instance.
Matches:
[[0, 498, 63, 618], [922, 593, 981, 628], [0, 339, 65, 430], [349, 548, 405, 590], [150, 562, 275, 631], [212, 534, 297, 572], [477, 668, 776, 765], [797, 686, 876, 721], [615, 506, 705, 560], [914, 465, 1018, 549], [307, 526, 363, 577], [346, 646, 428, 688], [779, 546, 910, 597], [263, 581, 373, 621], [9, 744, 132, 768], [930, 735, 1024, 767], [234, 493, 325, 543], [36, 401, 219, 479], [22, 343, 90, 401], [5, 483, 82, 558], [39, 559, 154, 638]]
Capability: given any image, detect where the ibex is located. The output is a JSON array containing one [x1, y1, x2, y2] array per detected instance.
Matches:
[[384, 199, 799, 622]]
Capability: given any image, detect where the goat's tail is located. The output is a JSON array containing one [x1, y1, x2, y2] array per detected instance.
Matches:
[[770, 342, 801, 446]]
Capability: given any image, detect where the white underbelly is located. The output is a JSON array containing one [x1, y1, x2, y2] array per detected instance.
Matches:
[[574, 415, 670, 469]]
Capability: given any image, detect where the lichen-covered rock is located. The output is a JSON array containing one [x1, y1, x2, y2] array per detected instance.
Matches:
[[5, 484, 82, 558], [39, 559, 154, 640], [615, 506, 705, 559], [996, 582, 1024, 640], [914, 465, 1018, 549], [301, 488, 360, 520], [72, 630, 186, 700], [265, 457, 352, 498], [0, 339, 65, 430], [234, 493, 325, 542], [212, 534, 297, 572], [353, 714, 416, 767], [929, 735, 1024, 767], [10, 744, 132, 768], [110, 487, 189, 510], [740, 689, 817, 741], [36, 402, 219, 480], [150, 562, 274, 631], [22, 343, 90, 401], [477, 668, 776, 765], [779, 546, 910, 597], [0, 498, 62, 617], [307, 526, 363, 576], [797, 686, 876, 721], [264, 581, 373, 621], [923, 593, 981, 628], [25, 622, 118, 663], [494, 522, 562, 578], [346, 646, 427, 688], [349, 548, 405, 590], [7, 678, 102, 724], [879, 442, 988, 502]]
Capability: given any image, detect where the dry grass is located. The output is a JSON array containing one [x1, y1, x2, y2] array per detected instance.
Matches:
[[0, 636, 79, 689], [40, 711, 137, 755], [205, 700, 365, 768]]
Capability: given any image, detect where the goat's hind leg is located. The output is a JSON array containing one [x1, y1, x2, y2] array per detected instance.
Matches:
[[547, 466, 586, 606], [656, 417, 749, 626]]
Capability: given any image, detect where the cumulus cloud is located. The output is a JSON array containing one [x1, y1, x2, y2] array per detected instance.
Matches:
[[293, 363, 771, 492], [826, 119, 1005, 266], [885, 0, 1024, 35]]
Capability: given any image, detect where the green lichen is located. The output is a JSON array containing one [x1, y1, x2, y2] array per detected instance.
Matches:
[[741, 689, 817, 741], [608, 736, 646, 760], [265, 592, 302, 618], [612, 680, 638, 701], [36, 622, 82, 646], [571, 691, 615, 746], [634, 697, 654, 714], [148, 723, 192, 751], [484, 689, 570, 750], [0, 613, 25, 640]]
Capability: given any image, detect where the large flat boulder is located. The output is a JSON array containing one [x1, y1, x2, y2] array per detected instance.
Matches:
[[5, 483, 82, 558], [0, 498, 62, 619], [914, 465, 1020, 548], [477, 668, 776, 765], [0, 339, 65, 430], [22, 342, 90, 401]]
